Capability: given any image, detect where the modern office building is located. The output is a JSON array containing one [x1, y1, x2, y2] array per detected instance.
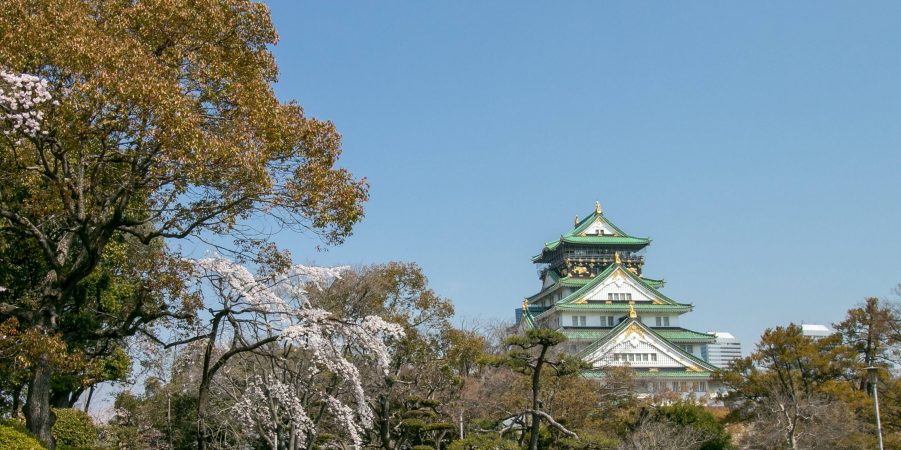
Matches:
[[704, 332, 742, 368], [801, 323, 832, 339]]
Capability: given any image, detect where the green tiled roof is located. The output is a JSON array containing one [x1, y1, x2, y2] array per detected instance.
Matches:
[[551, 235, 650, 248], [559, 276, 591, 287], [657, 329, 716, 343], [575, 318, 719, 373], [533, 236, 650, 261], [531, 209, 651, 262], [560, 327, 714, 343], [641, 277, 665, 289], [545, 274, 663, 289], [582, 370, 713, 379], [573, 317, 633, 356], [557, 262, 688, 307], [556, 303, 692, 313], [529, 271, 664, 305], [522, 308, 536, 329], [568, 209, 630, 237]]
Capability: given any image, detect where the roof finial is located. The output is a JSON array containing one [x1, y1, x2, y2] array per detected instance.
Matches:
[[595, 200, 602, 214], [522, 298, 529, 311], [574, 215, 579, 226], [614, 252, 622, 265], [629, 301, 637, 319]]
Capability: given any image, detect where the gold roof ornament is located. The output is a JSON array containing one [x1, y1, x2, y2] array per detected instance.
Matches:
[[629, 302, 637, 319], [574, 215, 579, 226], [614, 252, 622, 265], [522, 298, 529, 311], [595, 200, 602, 214]]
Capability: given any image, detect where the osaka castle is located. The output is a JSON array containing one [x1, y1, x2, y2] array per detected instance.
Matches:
[[515, 201, 721, 398]]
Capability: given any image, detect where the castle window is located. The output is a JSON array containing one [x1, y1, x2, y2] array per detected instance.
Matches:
[[571, 316, 578, 326], [655, 317, 662, 327], [607, 316, 614, 326], [579, 316, 586, 327], [663, 317, 670, 326]]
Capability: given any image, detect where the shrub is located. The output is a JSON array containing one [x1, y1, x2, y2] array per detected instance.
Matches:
[[557, 433, 619, 449], [97, 424, 142, 450], [0, 423, 45, 449], [52, 408, 97, 449], [448, 434, 519, 450], [654, 402, 732, 450]]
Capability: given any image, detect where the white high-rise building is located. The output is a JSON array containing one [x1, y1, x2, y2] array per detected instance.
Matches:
[[704, 332, 742, 368], [801, 324, 832, 339]]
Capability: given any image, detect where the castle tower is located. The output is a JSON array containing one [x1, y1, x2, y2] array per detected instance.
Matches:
[[517, 202, 720, 398]]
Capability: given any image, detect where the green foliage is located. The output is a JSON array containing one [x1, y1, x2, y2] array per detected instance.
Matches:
[[483, 327, 589, 450], [654, 403, 731, 450], [51, 408, 97, 449], [97, 424, 142, 450], [715, 323, 874, 449], [112, 388, 199, 449], [0, 423, 46, 449], [447, 433, 519, 450]]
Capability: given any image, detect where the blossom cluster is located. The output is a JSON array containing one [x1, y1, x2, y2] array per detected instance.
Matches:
[[195, 257, 405, 449], [280, 307, 404, 446], [0, 70, 55, 138], [234, 375, 315, 448]]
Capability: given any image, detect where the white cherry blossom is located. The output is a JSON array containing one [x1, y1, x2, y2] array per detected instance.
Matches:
[[0, 70, 54, 138]]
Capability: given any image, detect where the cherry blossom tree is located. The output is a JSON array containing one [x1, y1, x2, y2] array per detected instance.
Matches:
[[153, 258, 403, 450]]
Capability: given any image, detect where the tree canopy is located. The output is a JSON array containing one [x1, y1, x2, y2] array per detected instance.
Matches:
[[0, 0, 368, 445]]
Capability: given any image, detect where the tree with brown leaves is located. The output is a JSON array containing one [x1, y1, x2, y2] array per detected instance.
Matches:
[[0, 1, 367, 445]]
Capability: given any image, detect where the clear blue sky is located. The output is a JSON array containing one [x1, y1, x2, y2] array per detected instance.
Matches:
[[264, 1, 901, 351]]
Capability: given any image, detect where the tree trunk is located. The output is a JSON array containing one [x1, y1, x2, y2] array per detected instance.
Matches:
[[25, 359, 56, 449], [379, 391, 394, 449], [529, 346, 548, 450], [68, 387, 85, 408], [83, 385, 95, 413], [197, 375, 211, 450], [11, 384, 23, 418]]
